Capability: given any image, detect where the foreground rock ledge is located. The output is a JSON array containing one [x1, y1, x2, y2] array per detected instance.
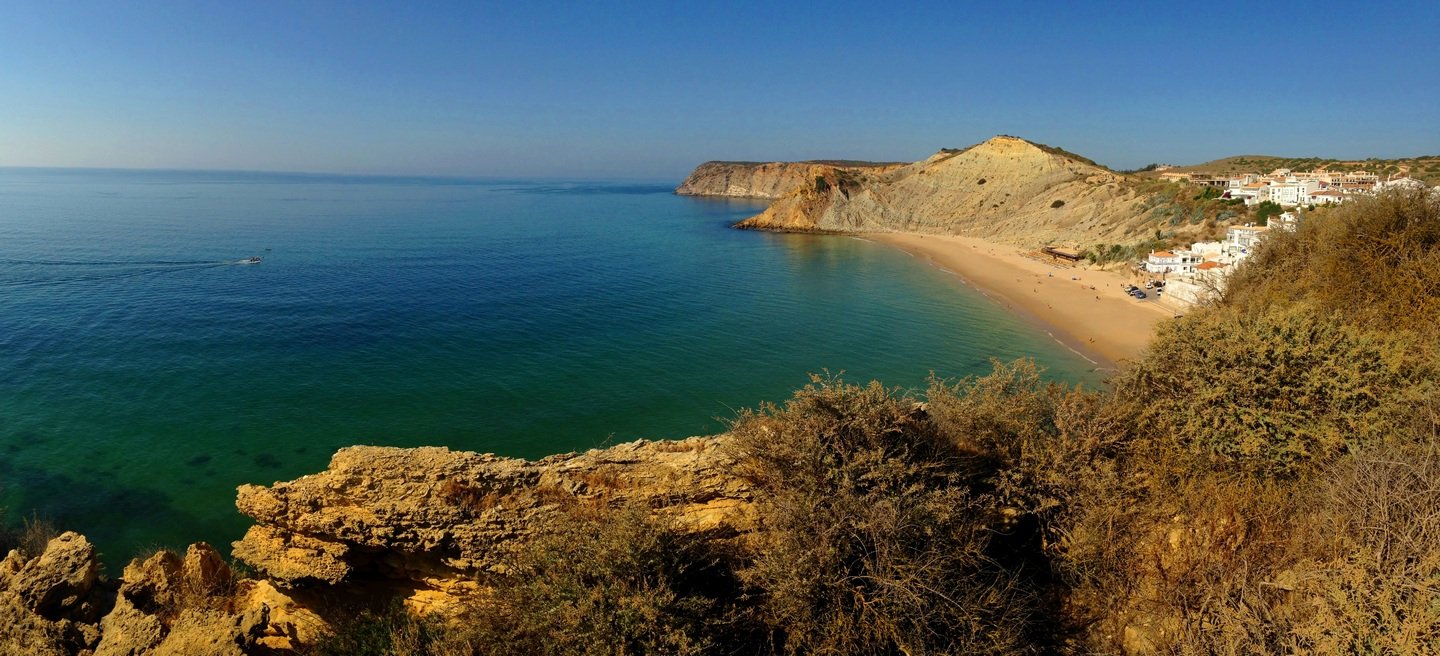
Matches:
[[233, 435, 755, 614]]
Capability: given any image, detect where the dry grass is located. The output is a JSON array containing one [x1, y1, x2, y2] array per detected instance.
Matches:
[[0, 513, 60, 559], [651, 439, 709, 453], [568, 467, 630, 491]]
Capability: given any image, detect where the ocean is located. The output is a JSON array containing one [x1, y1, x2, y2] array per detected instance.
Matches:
[[0, 168, 1100, 566]]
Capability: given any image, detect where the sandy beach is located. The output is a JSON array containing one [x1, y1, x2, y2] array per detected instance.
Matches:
[[867, 233, 1172, 370]]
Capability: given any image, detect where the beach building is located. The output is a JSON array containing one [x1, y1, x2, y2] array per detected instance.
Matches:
[[1161, 261, 1231, 309], [1144, 249, 1202, 274]]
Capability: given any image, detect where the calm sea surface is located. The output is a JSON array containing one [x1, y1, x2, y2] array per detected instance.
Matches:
[[0, 168, 1100, 565]]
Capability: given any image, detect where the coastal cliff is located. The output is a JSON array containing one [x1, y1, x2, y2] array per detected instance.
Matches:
[[675, 160, 901, 199], [2, 436, 754, 654], [733, 136, 1153, 246]]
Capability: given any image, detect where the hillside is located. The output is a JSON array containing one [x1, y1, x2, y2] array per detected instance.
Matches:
[[674, 160, 902, 199], [732, 136, 1163, 247], [1149, 153, 1440, 185]]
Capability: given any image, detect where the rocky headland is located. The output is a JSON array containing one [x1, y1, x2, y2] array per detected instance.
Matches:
[[717, 136, 1157, 247], [2, 436, 754, 654], [675, 160, 902, 199]]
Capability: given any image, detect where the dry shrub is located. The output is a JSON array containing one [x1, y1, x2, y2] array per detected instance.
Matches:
[[927, 361, 1129, 521], [457, 504, 749, 655], [306, 602, 467, 656], [1282, 446, 1440, 653], [1117, 304, 1433, 476], [0, 513, 60, 559], [1224, 187, 1440, 339], [311, 504, 746, 656], [652, 439, 708, 453], [731, 373, 1041, 655]]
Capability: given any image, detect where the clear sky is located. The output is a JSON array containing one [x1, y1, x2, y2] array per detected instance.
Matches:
[[2, 1, 1437, 179]]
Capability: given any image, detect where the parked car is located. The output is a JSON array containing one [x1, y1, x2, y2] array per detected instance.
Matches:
[[1133, 291, 1147, 299]]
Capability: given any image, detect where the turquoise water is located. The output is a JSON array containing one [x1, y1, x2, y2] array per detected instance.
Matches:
[[0, 168, 1099, 565]]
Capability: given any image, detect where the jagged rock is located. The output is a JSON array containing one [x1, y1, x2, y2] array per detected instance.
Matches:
[[181, 544, 233, 599], [0, 532, 108, 655], [231, 526, 351, 587], [94, 542, 264, 656], [233, 435, 754, 614], [4, 532, 101, 620], [145, 605, 268, 656], [245, 580, 329, 651], [94, 598, 165, 656]]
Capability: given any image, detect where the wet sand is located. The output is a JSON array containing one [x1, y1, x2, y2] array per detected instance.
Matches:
[[867, 233, 1171, 370]]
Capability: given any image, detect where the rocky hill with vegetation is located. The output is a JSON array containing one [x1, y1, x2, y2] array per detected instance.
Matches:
[[5, 189, 1438, 654], [1147, 153, 1440, 185], [687, 136, 1264, 256], [674, 160, 902, 199]]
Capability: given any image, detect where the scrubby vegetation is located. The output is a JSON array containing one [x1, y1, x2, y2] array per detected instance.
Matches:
[[1162, 155, 1440, 185], [1127, 179, 1250, 234], [0, 512, 59, 559], [45, 187, 1420, 654]]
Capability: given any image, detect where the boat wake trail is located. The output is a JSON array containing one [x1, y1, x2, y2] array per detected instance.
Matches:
[[0, 258, 255, 288], [0, 259, 236, 267]]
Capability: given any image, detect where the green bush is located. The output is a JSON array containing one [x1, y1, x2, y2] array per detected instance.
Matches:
[[1253, 200, 1283, 225]]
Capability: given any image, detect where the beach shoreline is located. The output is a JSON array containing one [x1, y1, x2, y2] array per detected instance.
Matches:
[[864, 233, 1172, 372]]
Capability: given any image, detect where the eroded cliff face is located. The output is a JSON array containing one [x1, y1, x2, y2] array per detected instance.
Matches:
[[233, 436, 753, 618], [733, 136, 1154, 246], [675, 160, 901, 199], [0, 534, 271, 656], [3, 436, 754, 654]]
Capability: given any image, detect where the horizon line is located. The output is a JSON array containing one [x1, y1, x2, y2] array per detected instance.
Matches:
[[0, 164, 683, 184]]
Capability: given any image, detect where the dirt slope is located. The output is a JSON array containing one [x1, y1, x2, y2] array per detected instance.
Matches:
[[733, 136, 1159, 247]]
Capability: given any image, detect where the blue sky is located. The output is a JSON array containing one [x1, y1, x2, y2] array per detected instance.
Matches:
[[2, 1, 1437, 178]]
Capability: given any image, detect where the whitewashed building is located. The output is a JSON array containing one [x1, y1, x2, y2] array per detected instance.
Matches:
[[1145, 249, 1202, 274], [1227, 225, 1269, 254], [1190, 241, 1226, 259]]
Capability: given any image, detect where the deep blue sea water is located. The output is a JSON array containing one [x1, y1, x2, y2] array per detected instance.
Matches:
[[0, 168, 1100, 566]]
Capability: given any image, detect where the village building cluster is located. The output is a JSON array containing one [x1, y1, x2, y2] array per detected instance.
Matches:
[[1158, 167, 1427, 207], [1140, 213, 1304, 308], [1135, 167, 1438, 309]]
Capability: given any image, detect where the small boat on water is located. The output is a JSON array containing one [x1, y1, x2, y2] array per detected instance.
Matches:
[[239, 257, 262, 264]]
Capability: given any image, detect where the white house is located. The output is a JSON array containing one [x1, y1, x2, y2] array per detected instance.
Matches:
[[1265, 179, 1323, 206], [1227, 225, 1269, 254], [1189, 241, 1226, 259], [1145, 249, 1202, 274]]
